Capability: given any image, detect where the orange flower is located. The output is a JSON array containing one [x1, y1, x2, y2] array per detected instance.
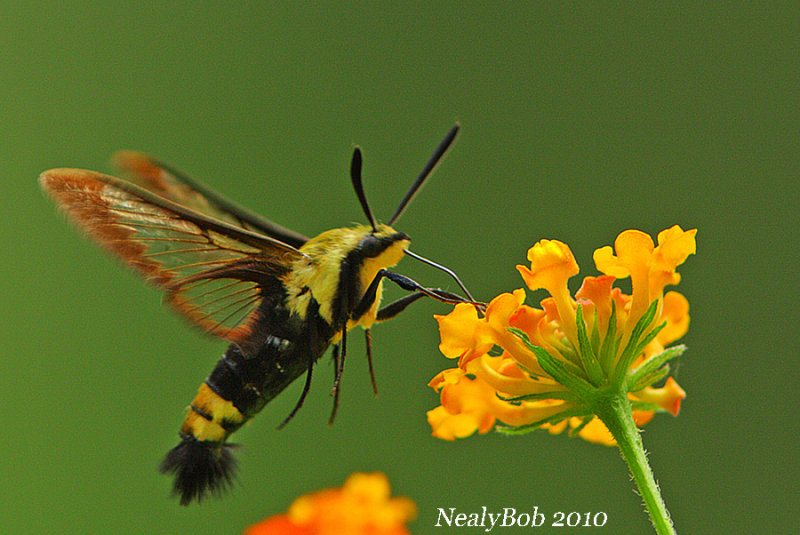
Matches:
[[428, 227, 696, 446], [245, 473, 416, 535], [594, 226, 696, 326], [517, 239, 580, 345], [427, 366, 566, 440]]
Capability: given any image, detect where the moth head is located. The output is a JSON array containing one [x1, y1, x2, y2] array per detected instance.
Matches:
[[348, 125, 474, 299], [358, 224, 410, 269]]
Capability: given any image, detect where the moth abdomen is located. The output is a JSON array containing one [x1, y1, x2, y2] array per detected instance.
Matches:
[[162, 332, 319, 504], [159, 433, 237, 506]]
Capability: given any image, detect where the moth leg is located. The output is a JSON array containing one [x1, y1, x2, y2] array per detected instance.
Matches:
[[381, 270, 476, 306], [376, 287, 471, 323], [375, 292, 425, 321], [331, 342, 340, 376], [354, 270, 469, 323], [362, 277, 469, 396], [329, 325, 346, 425], [365, 328, 378, 396], [276, 350, 315, 430], [326, 269, 474, 425]]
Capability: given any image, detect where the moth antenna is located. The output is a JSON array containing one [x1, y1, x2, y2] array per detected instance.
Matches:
[[404, 248, 476, 303], [350, 147, 377, 231], [388, 123, 460, 226]]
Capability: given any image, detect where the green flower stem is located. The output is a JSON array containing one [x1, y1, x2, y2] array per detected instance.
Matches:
[[593, 394, 676, 535]]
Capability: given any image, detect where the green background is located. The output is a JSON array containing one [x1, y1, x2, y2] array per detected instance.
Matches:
[[1, 3, 796, 534]]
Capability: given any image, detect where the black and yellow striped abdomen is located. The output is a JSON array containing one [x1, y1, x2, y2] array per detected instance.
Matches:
[[184, 337, 291, 444], [160, 293, 335, 504]]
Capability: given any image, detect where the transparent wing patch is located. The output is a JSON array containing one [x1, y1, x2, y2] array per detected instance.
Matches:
[[40, 168, 303, 343], [113, 151, 309, 247]]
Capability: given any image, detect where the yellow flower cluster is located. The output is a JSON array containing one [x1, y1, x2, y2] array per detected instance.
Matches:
[[245, 473, 416, 535], [428, 226, 696, 445]]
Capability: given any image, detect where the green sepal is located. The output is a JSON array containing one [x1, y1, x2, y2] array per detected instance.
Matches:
[[568, 415, 594, 437], [630, 321, 667, 365], [497, 390, 578, 403], [508, 328, 584, 379], [495, 407, 590, 436], [590, 308, 601, 355], [627, 344, 686, 392], [576, 304, 604, 386], [515, 363, 546, 380], [554, 344, 581, 367], [508, 328, 596, 400], [612, 299, 660, 385], [629, 401, 664, 413], [629, 364, 670, 394], [598, 300, 618, 373]]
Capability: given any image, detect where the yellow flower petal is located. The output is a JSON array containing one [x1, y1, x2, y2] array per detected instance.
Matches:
[[655, 226, 697, 269], [569, 412, 653, 446], [517, 239, 579, 293], [498, 401, 573, 428], [614, 229, 655, 263], [657, 291, 690, 345], [435, 303, 492, 360], [428, 368, 465, 391], [517, 239, 579, 344], [508, 304, 545, 338], [427, 406, 492, 440], [485, 289, 526, 333], [649, 226, 697, 299], [468, 354, 558, 397], [428, 367, 573, 437], [575, 275, 617, 335], [592, 245, 629, 278], [428, 370, 500, 439], [635, 377, 686, 416], [574, 417, 616, 446]]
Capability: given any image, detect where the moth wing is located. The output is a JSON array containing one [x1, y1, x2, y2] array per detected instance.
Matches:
[[40, 168, 307, 345], [112, 151, 309, 248]]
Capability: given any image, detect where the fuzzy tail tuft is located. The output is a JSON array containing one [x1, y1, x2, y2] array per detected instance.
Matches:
[[159, 433, 238, 505]]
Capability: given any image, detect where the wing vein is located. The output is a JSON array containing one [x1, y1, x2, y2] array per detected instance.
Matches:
[[145, 247, 224, 258], [209, 295, 262, 333], [181, 286, 259, 315], [177, 278, 245, 301]]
